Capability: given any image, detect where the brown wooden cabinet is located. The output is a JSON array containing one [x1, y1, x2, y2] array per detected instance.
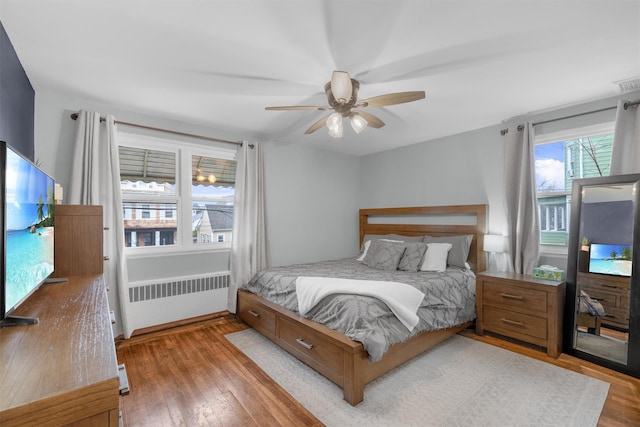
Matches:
[[0, 275, 120, 426], [577, 272, 630, 330], [51, 204, 104, 278], [476, 271, 565, 358], [0, 204, 120, 426]]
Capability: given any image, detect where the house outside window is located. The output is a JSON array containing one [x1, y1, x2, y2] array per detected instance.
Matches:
[[118, 132, 236, 253], [535, 123, 614, 252]]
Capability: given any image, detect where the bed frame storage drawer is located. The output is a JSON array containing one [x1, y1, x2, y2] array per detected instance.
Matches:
[[277, 317, 344, 385], [237, 296, 276, 336]]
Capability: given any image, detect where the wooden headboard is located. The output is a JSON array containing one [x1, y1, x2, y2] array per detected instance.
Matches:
[[359, 205, 487, 273]]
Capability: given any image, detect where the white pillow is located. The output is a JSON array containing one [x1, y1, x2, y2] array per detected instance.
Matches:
[[356, 240, 371, 261], [420, 243, 452, 272], [356, 239, 403, 262]]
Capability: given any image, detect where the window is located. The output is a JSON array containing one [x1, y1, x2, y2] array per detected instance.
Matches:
[[118, 133, 236, 252], [534, 123, 614, 250]]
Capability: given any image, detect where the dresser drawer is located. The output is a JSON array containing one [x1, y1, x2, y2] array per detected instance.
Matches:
[[277, 317, 343, 381], [577, 286, 618, 308], [483, 306, 548, 340], [237, 296, 276, 336], [601, 307, 630, 328], [483, 281, 548, 314], [621, 295, 629, 310], [578, 272, 630, 292]]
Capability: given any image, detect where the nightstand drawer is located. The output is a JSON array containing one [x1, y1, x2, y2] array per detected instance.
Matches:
[[483, 307, 547, 340], [483, 281, 548, 314]]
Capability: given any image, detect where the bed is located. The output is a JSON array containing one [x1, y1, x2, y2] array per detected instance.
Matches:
[[237, 205, 487, 405]]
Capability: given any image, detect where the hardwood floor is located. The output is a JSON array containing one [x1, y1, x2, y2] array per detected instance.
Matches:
[[116, 315, 322, 427], [117, 315, 640, 427]]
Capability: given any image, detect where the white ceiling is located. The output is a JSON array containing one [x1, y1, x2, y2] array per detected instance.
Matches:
[[1, 0, 639, 156]]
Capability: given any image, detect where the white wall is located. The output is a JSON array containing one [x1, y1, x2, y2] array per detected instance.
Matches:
[[265, 140, 360, 266], [359, 124, 506, 233]]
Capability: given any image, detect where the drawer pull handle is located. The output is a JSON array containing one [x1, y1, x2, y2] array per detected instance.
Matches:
[[601, 284, 617, 289], [500, 293, 524, 300], [248, 310, 260, 317], [501, 318, 525, 327], [296, 338, 314, 350]]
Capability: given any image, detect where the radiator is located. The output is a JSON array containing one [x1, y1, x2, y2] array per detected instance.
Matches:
[[128, 272, 230, 303]]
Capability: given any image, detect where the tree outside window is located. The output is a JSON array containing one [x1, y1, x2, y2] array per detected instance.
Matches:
[[535, 128, 613, 249]]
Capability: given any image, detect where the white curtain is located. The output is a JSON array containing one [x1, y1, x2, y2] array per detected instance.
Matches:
[[503, 122, 540, 274], [68, 110, 131, 337], [611, 100, 640, 175], [228, 142, 269, 312]]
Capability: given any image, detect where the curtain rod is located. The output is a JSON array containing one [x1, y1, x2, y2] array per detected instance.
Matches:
[[500, 100, 639, 136], [70, 112, 242, 146], [624, 100, 640, 109]]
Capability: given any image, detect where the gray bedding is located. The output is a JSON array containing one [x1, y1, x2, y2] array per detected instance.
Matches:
[[240, 257, 476, 362]]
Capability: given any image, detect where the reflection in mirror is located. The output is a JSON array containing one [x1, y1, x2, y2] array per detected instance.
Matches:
[[574, 183, 634, 365]]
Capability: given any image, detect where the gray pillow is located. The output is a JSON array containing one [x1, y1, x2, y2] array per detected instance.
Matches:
[[398, 242, 428, 272], [423, 235, 473, 268], [364, 239, 407, 271], [358, 233, 423, 258]]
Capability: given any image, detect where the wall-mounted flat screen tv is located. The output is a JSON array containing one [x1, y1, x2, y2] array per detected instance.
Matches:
[[588, 243, 632, 277], [1, 141, 55, 326]]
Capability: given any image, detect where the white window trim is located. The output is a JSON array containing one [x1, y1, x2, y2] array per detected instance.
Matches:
[[535, 121, 614, 256], [118, 131, 236, 256]]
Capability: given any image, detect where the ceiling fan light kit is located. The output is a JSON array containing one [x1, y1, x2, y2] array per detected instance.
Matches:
[[350, 114, 368, 134], [266, 70, 426, 138]]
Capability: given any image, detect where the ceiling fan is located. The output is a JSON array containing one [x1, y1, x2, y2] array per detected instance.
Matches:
[[265, 71, 426, 137]]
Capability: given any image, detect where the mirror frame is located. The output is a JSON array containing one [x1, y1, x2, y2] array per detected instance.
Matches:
[[564, 173, 640, 378]]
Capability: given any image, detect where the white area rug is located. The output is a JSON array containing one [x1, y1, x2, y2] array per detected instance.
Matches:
[[226, 329, 609, 427]]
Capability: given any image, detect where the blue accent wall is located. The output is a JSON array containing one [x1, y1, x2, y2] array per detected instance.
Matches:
[[0, 20, 34, 160]]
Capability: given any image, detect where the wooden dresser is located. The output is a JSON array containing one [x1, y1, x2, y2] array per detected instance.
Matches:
[[51, 204, 104, 278], [0, 274, 120, 426], [577, 272, 630, 330], [476, 271, 565, 358]]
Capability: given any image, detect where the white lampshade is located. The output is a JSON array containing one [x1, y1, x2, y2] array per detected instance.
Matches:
[[331, 71, 352, 104], [326, 112, 342, 131], [483, 234, 504, 253], [328, 122, 343, 138], [350, 115, 368, 133]]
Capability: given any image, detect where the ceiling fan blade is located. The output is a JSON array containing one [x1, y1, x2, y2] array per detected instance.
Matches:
[[351, 111, 385, 128], [266, 105, 330, 111], [304, 114, 331, 134], [356, 91, 426, 108]]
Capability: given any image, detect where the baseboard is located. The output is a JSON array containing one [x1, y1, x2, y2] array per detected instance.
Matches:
[[114, 311, 231, 342]]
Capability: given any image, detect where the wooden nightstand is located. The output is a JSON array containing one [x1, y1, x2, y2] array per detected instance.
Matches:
[[476, 271, 565, 358]]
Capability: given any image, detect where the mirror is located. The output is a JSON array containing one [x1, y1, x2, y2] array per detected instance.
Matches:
[[565, 173, 640, 377]]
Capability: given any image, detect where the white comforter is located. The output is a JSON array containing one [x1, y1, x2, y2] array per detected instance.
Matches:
[[296, 276, 425, 331]]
